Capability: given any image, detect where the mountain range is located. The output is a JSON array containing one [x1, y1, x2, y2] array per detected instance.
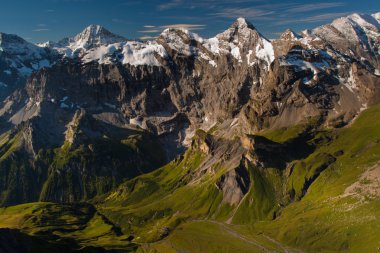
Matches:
[[0, 12, 380, 252]]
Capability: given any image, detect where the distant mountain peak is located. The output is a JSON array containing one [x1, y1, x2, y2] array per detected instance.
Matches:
[[0, 32, 28, 46], [159, 27, 204, 44], [216, 17, 259, 42], [232, 17, 256, 30], [67, 24, 125, 49], [0, 32, 46, 57], [373, 12, 380, 22], [280, 29, 301, 40]]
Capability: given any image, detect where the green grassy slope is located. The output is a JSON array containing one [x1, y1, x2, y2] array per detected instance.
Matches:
[[96, 104, 380, 252], [1, 105, 380, 252], [0, 125, 166, 205], [0, 202, 137, 252], [138, 220, 288, 253], [252, 105, 380, 252]]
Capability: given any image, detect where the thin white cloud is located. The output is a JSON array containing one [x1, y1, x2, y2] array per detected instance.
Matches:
[[212, 8, 274, 20], [160, 24, 206, 30], [144, 25, 156, 28], [138, 24, 206, 35], [33, 28, 50, 32], [286, 3, 345, 13], [299, 12, 350, 22], [158, 0, 183, 10], [157, 0, 347, 27], [277, 12, 350, 24], [138, 29, 161, 33], [158, 0, 265, 11]]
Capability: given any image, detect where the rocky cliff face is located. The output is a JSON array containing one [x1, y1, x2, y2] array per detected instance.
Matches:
[[0, 13, 379, 206]]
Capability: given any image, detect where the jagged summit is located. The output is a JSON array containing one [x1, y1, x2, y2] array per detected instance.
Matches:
[[349, 13, 380, 31], [330, 12, 380, 36], [280, 29, 301, 40], [309, 12, 380, 70], [159, 27, 204, 43], [0, 32, 27, 46], [0, 32, 51, 75], [68, 24, 125, 48], [48, 24, 127, 59], [232, 17, 256, 30], [216, 17, 262, 43], [373, 12, 380, 22]]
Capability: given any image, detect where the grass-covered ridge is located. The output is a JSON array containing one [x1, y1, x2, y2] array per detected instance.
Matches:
[[39, 133, 166, 203], [96, 104, 380, 252], [0, 202, 137, 252], [0, 122, 167, 206], [253, 104, 380, 252]]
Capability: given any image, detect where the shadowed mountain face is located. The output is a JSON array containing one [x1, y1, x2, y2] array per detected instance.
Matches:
[[0, 12, 379, 253]]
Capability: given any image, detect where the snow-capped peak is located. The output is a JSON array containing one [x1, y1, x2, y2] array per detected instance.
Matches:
[[216, 17, 259, 42], [373, 12, 380, 23], [232, 17, 256, 30], [159, 28, 204, 56], [160, 28, 204, 43], [348, 13, 380, 31], [0, 33, 29, 49], [280, 29, 302, 41], [0, 32, 46, 57], [50, 24, 127, 59], [0, 32, 52, 76], [68, 24, 125, 49], [331, 13, 380, 36], [303, 12, 379, 48]]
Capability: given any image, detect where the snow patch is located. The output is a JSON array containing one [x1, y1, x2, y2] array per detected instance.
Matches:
[[181, 29, 204, 43], [82, 43, 120, 64], [209, 60, 217, 67], [230, 44, 242, 62], [203, 37, 221, 54], [122, 41, 167, 66], [280, 51, 331, 79], [247, 50, 255, 66], [198, 52, 217, 67], [342, 67, 358, 92], [255, 38, 274, 69]]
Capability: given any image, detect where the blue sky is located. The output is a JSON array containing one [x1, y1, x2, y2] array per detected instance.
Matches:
[[0, 0, 379, 43]]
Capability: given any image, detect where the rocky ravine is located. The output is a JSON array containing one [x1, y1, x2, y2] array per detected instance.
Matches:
[[0, 13, 379, 205]]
